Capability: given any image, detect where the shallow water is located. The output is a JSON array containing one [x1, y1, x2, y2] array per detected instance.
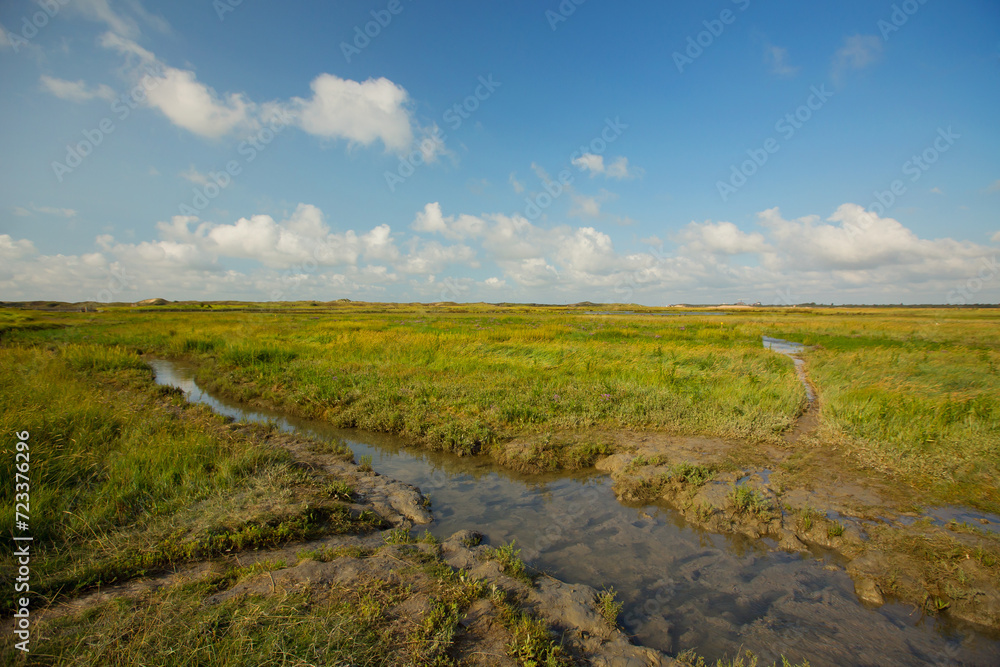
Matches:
[[763, 336, 815, 403], [150, 359, 1000, 666]]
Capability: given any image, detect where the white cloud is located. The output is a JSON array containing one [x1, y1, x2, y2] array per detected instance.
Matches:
[[569, 189, 617, 219], [10, 204, 78, 218], [572, 153, 605, 175], [764, 44, 799, 77], [832, 34, 882, 82], [179, 165, 209, 186], [4, 202, 998, 304], [571, 153, 638, 180], [929, 187, 944, 195], [0, 235, 37, 261], [287, 74, 414, 153], [411, 202, 487, 240], [0, 22, 11, 49], [98, 33, 253, 138], [68, 0, 169, 40], [96, 33, 425, 153], [40, 76, 117, 102], [988, 180, 1000, 193], [675, 220, 769, 256], [509, 172, 525, 194], [146, 66, 255, 138]]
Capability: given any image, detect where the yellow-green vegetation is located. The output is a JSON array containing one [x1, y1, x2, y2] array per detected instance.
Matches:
[[0, 343, 381, 611], [676, 650, 811, 667], [5, 543, 567, 667], [728, 485, 773, 518], [4, 304, 997, 512], [483, 539, 532, 584], [596, 586, 624, 628]]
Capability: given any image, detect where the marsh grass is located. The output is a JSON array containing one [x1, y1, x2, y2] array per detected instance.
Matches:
[[728, 485, 772, 518], [0, 344, 378, 609], [5, 305, 998, 511], [6, 545, 510, 667]]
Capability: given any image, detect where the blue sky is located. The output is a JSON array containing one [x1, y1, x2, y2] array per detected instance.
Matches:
[[1, 0, 998, 305]]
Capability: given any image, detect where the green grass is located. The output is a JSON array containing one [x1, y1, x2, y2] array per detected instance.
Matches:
[[728, 485, 773, 518], [4, 304, 998, 511], [0, 343, 380, 609], [484, 539, 531, 583]]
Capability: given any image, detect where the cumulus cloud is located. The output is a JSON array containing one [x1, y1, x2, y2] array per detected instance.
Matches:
[[4, 202, 998, 304], [674, 220, 769, 255], [287, 74, 415, 153], [90, 32, 431, 154], [411, 202, 487, 240]]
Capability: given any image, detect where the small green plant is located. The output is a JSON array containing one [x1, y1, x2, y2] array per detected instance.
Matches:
[[484, 540, 530, 583], [506, 614, 570, 666], [461, 532, 483, 547], [671, 462, 714, 486], [827, 522, 845, 538], [728, 485, 772, 517], [596, 586, 623, 628], [799, 507, 814, 532], [358, 454, 373, 472], [383, 527, 413, 544], [417, 529, 439, 545], [313, 437, 354, 461], [325, 480, 353, 501]]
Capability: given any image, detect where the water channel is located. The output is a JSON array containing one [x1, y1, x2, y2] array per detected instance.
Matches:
[[149, 358, 999, 666]]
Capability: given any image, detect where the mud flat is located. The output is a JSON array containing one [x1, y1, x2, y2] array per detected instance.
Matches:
[[146, 358, 1000, 666]]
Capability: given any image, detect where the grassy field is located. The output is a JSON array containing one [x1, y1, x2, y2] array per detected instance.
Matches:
[[3, 304, 998, 513], [0, 341, 384, 611], [1, 303, 993, 664]]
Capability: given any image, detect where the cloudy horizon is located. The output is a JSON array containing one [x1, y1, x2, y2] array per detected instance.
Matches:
[[1, 0, 997, 306]]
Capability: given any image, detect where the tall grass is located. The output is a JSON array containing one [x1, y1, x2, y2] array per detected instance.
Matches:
[[0, 344, 371, 606]]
